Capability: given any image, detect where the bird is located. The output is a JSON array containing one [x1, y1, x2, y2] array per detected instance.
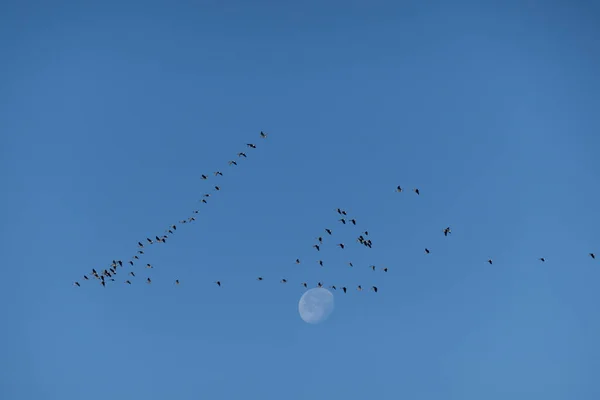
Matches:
[[83, 275, 89, 280], [257, 277, 263, 281], [238, 152, 247, 158], [215, 281, 221, 287], [138, 250, 144, 254], [228, 160, 237, 166], [339, 218, 346, 224], [138, 242, 144, 248], [342, 287, 347, 293], [281, 279, 287, 283], [316, 236, 323, 243], [337, 243, 345, 249], [74, 282, 80, 287], [590, 253, 596, 259], [214, 186, 221, 191], [443, 227, 451, 236], [201, 174, 208, 180], [146, 278, 151, 284], [302, 282, 307, 288], [357, 285, 363, 291], [425, 248, 430, 254], [125, 280, 132, 284], [370, 265, 376, 271], [337, 208, 343, 215], [146, 238, 153, 244], [260, 131, 268, 138], [487, 259, 493, 265], [329, 285, 337, 290], [364, 231, 369, 236], [325, 229, 332, 235], [317, 282, 323, 288], [313, 244, 320, 251], [318, 260, 324, 267], [382, 267, 388, 272], [539, 257, 545, 262], [175, 280, 180, 285], [146, 264, 153, 269], [295, 259, 300, 264], [247, 143, 257, 149], [129, 272, 135, 277], [214, 171, 223, 176], [350, 219, 356, 225], [413, 188, 420, 195], [371, 286, 378, 293], [396, 186, 403, 192], [128, 261, 134, 266], [348, 262, 353, 267]]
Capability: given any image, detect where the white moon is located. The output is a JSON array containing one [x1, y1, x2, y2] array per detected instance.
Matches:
[[298, 288, 334, 324]]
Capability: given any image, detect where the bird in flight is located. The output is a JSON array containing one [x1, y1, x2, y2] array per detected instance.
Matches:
[[228, 160, 237, 166], [425, 248, 430, 254], [257, 277, 263, 281], [590, 253, 596, 259], [443, 227, 452, 236], [487, 259, 493, 265], [201, 174, 208, 180], [215, 281, 221, 287], [396, 186, 403, 192], [413, 188, 420, 195], [260, 131, 268, 138], [350, 219, 356, 225], [238, 152, 247, 158], [175, 280, 180, 285], [313, 244, 320, 251], [339, 218, 346, 224], [342, 287, 347, 293], [247, 143, 257, 149], [325, 229, 332, 235], [371, 286, 378, 293], [337, 243, 345, 249], [539, 257, 545, 262]]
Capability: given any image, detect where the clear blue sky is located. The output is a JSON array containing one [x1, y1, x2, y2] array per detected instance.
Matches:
[[2, 1, 600, 398]]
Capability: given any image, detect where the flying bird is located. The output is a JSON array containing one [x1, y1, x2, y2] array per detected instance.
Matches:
[[487, 259, 493, 265], [317, 236, 323, 243], [396, 186, 403, 192], [295, 259, 300, 264], [382, 267, 388, 272], [214, 186, 221, 191], [590, 253, 596, 259], [337, 243, 345, 249], [318, 260, 323, 267], [348, 262, 353, 267], [539, 257, 545, 262], [329, 285, 337, 290], [302, 282, 307, 288], [443, 227, 452, 236], [281, 279, 287, 283], [257, 277, 263, 281], [371, 286, 378, 293], [339, 218, 346, 224], [260, 131, 268, 138], [175, 280, 180, 285], [370, 265, 376, 271], [357, 285, 363, 291], [342, 287, 347, 293], [214, 171, 223, 176], [246, 143, 256, 149], [350, 219, 356, 225], [238, 152, 247, 158], [228, 160, 237, 166], [413, 188, 420, 195], [325, 229, 332, 235], [425, 248, 430, 254], [125, 280, 132, 285], [201, 174, 208, 180], [313, 244, 320, 251], [215, 281, 221, 287], [317, 282, 323, 288], [74, 282, 80, 287], [146, 278, 151, 284]]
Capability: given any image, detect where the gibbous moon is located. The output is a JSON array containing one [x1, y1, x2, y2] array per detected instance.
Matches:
[[298, 288, 334, 324]]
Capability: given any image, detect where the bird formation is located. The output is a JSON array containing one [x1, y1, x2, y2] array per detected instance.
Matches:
[[72, 134, 598, 291]]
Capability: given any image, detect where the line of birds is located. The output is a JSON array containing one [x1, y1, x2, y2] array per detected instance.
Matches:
[[74, 131, 269, 288], [74, 130, 598, 290]]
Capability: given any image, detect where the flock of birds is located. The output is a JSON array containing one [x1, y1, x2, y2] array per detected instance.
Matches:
[[74, 131, 599, 293]]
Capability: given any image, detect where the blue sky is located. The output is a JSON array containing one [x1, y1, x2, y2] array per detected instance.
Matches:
[[2, 0, 600, 398]]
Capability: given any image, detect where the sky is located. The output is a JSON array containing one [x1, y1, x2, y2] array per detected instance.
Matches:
[[1, 0, 600, 398]]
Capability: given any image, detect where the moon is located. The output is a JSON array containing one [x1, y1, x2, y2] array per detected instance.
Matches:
[[298, 288, 334, 324]]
